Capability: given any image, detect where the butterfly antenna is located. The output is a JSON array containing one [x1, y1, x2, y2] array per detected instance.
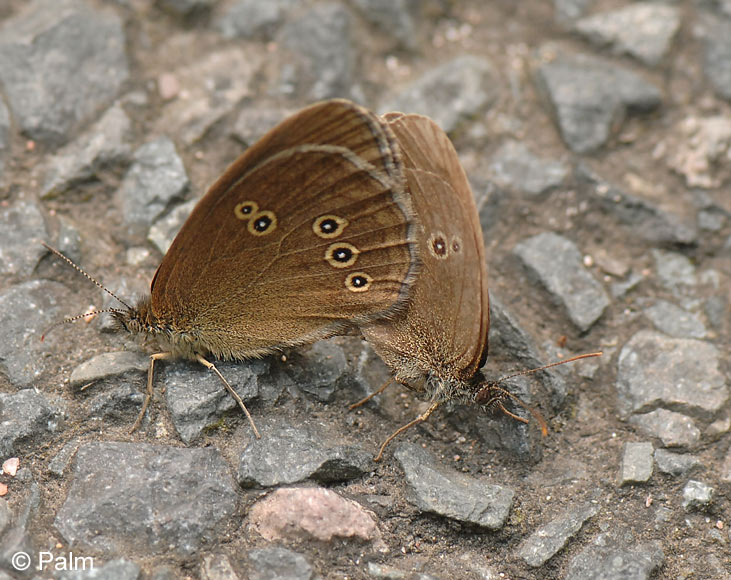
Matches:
[[494, 352, 603, 385], [42, 242, 132, 309], [475, 352, 603, 436], [40, 308, 127, 341]]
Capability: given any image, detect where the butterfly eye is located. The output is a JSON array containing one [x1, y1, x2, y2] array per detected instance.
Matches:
[[234, 201, 259, 220], [325, 243, 359, 268], [313, 214, 348, 239], [247, 210, 277, 236], [428, 233, 449, 259], [451, 237, 462, 253], [345, 272, 372, 292]]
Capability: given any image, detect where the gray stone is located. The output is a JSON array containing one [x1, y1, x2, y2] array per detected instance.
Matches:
[[579, 168, 697, 245], [0, 98, 9, 179], [513, 232, 610, 331], [575, 3, 680, 66], [156, 0, 215, 20], [70, 351, 149, 387], [0, 0, 129, 146], [164, 358, 266, 444], [351, 0, 421, 49], [247, 546, 313, 580], [652, 249, 697, 291], [617, 441, 654, 485], [515, 502, 599, 567], [394, 443, 514, 529], [630, 409, 701, 448], [0, 500, 10, 536], [55, 442, 238, 556], [536, 52, 662, 153], [86, 382, 146, 424], [0, 199, 48, 277], [0, 389, 64, 457], [704, 296, 727, 331], [286, 340, 350, 402], [68, 351, 148, 424], [382, 55, 498, 133], [118, 137, 189, 240], [201, 553, 240, 580], [611, 272, 644, 299], [702, 16, 731, 101], [279, 3, 355, 100], [566, 538, 664, 580], [56, 558, 141, 579], [147, 199, 196, 255], [55, 216, 83, 266], [216, 0, 297, 40], [42, 105, 133, 198], [0, 280, 74, 386], [489, 140, 569, 196], [616, 330, 728, 419], [654, 449, 701, 477], [698, 208, 726, 231], [48, 440, 81, 477], [154, 48, 261, 146], [682, 480, 714, 510], [554, 0, 595, 21], [0, 485, 39, 579], [237, 418, 373, 488], [643, 299, 707, 339]]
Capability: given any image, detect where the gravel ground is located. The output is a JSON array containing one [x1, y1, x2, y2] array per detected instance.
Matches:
[[0, 1, 729, 579]]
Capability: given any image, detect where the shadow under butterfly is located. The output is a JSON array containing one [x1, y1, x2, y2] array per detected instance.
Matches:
[[45, 99, 420, 437], [356, 112, 601, 461]]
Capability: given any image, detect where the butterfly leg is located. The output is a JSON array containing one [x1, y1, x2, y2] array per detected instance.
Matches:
[[195, 354, 261, 439], [349, 376, 395, 410], [131, 351, 172, 433], [374, 401, 440, 462]]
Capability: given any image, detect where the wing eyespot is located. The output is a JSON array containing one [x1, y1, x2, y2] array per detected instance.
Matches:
[[428, 232, 449, 259], [325, 243, 360, 268], [247, 210, 277, 236], [313, 214, 348, 239], [345, 272, 373, 292], [234, 201, 259, 220]]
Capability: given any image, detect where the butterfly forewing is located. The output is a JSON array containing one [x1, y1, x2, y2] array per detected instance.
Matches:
[[149, 102, 418, 359]]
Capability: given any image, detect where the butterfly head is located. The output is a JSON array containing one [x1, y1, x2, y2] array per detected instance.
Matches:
[[472, 377, 548, 436], [112, 297, 155, 337]]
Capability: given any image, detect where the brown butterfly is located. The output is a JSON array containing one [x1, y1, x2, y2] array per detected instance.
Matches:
[[356, 112, 601, 460], [46, 99, 420, 436]]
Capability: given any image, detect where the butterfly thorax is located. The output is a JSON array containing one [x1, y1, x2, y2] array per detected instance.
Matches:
[[113, 296, 203, 360]]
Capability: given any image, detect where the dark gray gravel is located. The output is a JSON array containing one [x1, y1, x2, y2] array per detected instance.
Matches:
[[394, 443, 515, 529], [513, 232, 610, 332], [535, 51, 662, 153], [55, 442, 238, 556], [0, 0, 128, 146], [118, 138, 190, 241], [237, 417, 373, 488], [514, 502, 599, 567], [617, 441, 654, 485]]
